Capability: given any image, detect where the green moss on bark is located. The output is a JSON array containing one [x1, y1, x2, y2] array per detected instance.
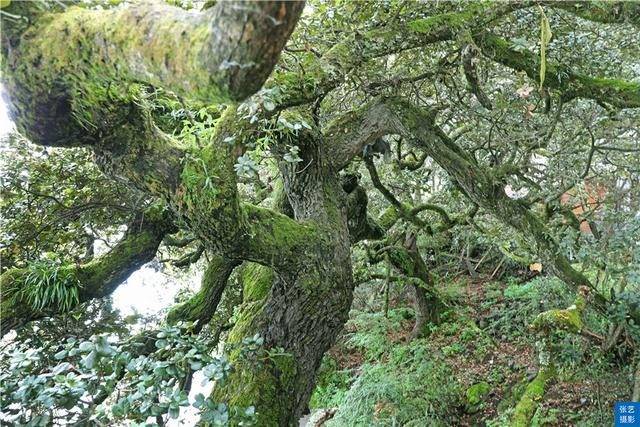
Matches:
[[473, 32, 640, 108], [210, 263, 301, 426], [1, 204, 172, 333], [166, 257, 239, 328], [511, 366, 556, 427], [241, 263, 275, 303]]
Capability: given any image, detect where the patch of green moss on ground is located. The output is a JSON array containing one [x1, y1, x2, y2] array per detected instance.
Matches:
[[466, 381, 491, 406]]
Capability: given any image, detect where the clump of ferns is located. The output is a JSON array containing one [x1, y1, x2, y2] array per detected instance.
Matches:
[[14, 259, 82, 313]]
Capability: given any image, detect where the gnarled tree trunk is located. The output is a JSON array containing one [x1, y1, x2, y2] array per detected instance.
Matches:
[[212, 127, 355, 425]]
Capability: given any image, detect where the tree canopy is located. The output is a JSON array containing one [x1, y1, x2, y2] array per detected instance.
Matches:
[[1, 0, 639, 425]]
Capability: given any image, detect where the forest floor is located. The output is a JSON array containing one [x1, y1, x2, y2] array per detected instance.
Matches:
[[306, 273, 633, 426]]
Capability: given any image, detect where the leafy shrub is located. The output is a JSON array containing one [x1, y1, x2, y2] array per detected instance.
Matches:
[[0, 323, 253, 426], [327, 339, 462, 426]]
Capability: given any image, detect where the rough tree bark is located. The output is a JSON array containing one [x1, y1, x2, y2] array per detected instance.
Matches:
[[1, 2, 339, 424], [209, 122, 356, 424], [0, 1, 371, 424]]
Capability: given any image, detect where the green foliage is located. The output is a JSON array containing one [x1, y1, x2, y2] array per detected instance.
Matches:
[[0, 133, 137, 270], [3, 0, 640, 424], [538, 6, 552, 89], [15, 259, 81, 313], [483, 277, 575, 341], [0, 322, 255, 426], [310, 356, 353, 409], [327, 339, 462, 427], [173, 105, 221, 148], [344, 308, 413, 360]]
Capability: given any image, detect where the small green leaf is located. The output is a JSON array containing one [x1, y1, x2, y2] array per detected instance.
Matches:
[[82, 350, 98, 369]]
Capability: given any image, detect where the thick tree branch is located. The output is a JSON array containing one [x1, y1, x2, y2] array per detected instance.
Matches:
[[2, 1, 304, 103], [166, 256, 240, 332], [545, 1, 640, 27], [342, 176, 385, 243], [325, 101, 404, 170], [0, 204, 176, 335], [473, 32, 640, 109]]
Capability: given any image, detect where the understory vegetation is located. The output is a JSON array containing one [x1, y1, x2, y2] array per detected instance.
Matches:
[[310, 274, 635, 426]]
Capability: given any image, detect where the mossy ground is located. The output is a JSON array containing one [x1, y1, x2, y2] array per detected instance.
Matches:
[[309, 275, 632, 426]]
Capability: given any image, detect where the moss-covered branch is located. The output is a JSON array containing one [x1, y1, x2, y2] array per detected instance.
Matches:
[[512, 292, 587, 425], [1, 2, 314, 272], [340, 98, 611, 314], [382, 100, 599, 293], [166, 256, 240, 332], [0, 204, 175, 335], [545, 1, 640, 27], [531, 292, 586, 335], [511, 365, 556, 427], [2, 1, 304, 103], [271, 2, 523, 110], [324, 101, 405, 170], [473, 32, 640, 109]]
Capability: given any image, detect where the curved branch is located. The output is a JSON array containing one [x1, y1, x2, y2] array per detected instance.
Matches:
[[343, 178, 385, 243], [363, 157, 403, 210], [2, 1, 304, 103], [324, 101, 404, 170], [545, 1, 640, 27], [0, 204, 176, 335], [338, 98, 616, 315], [171, 244, 205, 268], [167, 256, 240, 332], [473, 32, 640, 109], [462, 42, 493, 110], [411, 204, 454, 228]]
